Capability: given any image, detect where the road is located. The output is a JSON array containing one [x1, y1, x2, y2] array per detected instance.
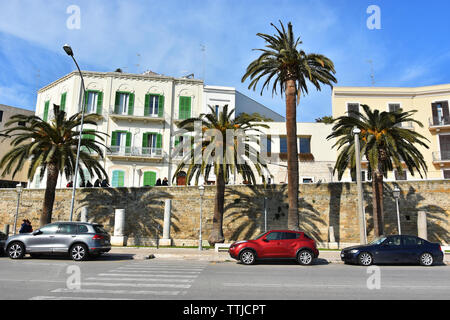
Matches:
[[0, 254, 449, 300]]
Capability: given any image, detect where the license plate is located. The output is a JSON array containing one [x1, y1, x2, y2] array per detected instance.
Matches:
[[340, 253, 344, 257]]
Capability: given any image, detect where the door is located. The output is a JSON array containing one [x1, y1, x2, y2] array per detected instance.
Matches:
[[439, 135, 450, 161], [402, 236, 423, 263], [279, 232, 300, 257], [26, 224, 59, 253], [259, 231, 284, 258], [53, 224, 78, 253], [374, 236, 403, 263]]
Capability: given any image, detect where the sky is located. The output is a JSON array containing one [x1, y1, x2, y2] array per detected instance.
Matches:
[[0, 0, 450, 121]]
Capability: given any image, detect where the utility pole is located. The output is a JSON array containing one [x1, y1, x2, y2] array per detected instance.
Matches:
[[353, 127, 367, 244]]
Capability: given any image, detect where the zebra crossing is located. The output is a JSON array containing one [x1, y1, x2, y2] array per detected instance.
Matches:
[[30, 262, 207, 300]]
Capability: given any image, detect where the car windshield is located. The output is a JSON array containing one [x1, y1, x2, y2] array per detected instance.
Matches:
[[369, 236, 387, 245], [252, 232, 267, 240]]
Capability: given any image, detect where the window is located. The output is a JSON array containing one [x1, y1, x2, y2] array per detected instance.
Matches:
[[112, 170, 125, 187], [60, 92, 67, 111], [94, 225, 107, 234], [179, 96, 192, 120], [395, 170, 407, 181], [78, 225, 89, 233], [143, 171, 157, 186], [266, 136, 272, 154], [145, 94, 164, 117], [299, 137, 311, 154], [403, 236, 422, 246], [0, 110, 3, 122], [384, 236, 401, 246], [439, 135, 450, 161], [43, 101, 50, 121], [58, 224, 78, 234], [283, 232, 300, 240], [444, 170, 450, 179], [388, 104, 401, 113], [302, 178, 314, 184], [142, 133, 162, 154], [347, 103, 360, 119], [114, 92, 134, 115], [351, 171, 371, 182], [86, 91, 98, 114], [215, 105, 220, 117], [111, 131, 131, 154], [266, 232, 283, 241], [432, 101, 449, 125], [280, 137, 287, 153], [39, 224, 58, 235]]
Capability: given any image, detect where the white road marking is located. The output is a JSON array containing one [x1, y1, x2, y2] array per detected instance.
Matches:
[[116, 267, 204, 271], [97, 273, 198, 278], [30, 296, 133, 300], [85, 277, 194, 283], [80, 282, 190, 288], [51, 288, 181, 295], [109, 269, 201, 274], [223, 283, 450, 289]]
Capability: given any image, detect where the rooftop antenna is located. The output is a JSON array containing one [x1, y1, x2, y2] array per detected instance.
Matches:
[[367, 60, 375, 86], [200, 44, 206, 82]]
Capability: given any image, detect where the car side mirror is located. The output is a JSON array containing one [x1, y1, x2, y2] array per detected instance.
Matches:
[[32, 230, 42, 236], [262, 238, 269, 242]]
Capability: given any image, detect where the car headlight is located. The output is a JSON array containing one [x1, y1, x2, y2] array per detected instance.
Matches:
[[350, 249, 359, 254]]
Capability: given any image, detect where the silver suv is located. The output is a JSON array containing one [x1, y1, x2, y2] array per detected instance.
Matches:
[[4, 222, 111, 261]]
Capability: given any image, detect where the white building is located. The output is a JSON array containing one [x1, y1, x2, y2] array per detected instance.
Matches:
[[31, 70, 288, 188]]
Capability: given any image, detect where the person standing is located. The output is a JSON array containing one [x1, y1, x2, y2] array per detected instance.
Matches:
[[162, 177, 169, 186]]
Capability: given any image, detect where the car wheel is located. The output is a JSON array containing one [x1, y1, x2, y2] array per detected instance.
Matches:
[[240, 249, 256, 265], [7, 242, 25, 259], [70, 244, 88, 261], [419, 252, 434, 266], [297, 250, 314, 265], [358, 252, 373, 266]]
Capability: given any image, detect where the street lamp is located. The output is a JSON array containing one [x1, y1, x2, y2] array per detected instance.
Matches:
[[63, 44, 87, 222], [353, 127, 367, 244], [198, 185, 205, 251], [393, 186, 402, 235], [13, 183, 23, 235]]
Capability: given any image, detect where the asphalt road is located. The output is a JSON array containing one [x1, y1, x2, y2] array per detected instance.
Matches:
[[0, 254, 449, 300]]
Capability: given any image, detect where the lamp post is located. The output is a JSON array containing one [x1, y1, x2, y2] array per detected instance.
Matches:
[[393, 186, 402, 235], [264, 197, 268, 233], [198, 185, 205, 251], [63, 44, 86, 222], [13, 183, 23, 235], [353, 127, 367, 244]]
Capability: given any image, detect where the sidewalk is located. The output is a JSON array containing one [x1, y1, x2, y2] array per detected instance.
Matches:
[[109, 246, 450, 265]]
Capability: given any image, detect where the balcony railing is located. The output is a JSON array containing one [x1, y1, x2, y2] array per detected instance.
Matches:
[[429, 116, 450, 127], [432, 151, 450, 162], [109, 107, 164, 120], [107, 146, 164, 158]]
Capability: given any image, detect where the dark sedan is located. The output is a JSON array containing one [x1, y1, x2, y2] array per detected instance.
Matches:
[[341, 235, 444, 266]]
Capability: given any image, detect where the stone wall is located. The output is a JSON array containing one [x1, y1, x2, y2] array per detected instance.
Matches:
[[0, 180, 449, 246]]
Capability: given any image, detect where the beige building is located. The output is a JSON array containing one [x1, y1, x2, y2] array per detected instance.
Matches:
[[332, 84, 450, 181], [0, 104, 35, 187]]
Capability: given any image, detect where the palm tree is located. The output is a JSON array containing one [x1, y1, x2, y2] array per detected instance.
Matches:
[[242, 21, 337, 231], [173, 105, 270, 245], [0, 104, 108, 226], [327, 104, 429, 236]]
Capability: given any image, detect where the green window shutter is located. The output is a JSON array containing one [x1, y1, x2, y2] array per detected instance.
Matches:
[[128, 93, 134, 115], [143, 171, 157, 186], [158, 95, 164, 117], [112, 171, 119, 187], [114, 92, 120, 113], [97, 91, 103, 115], [126, 131, 132, 147], [118, 171, 125, 187], [111, 131, 118, 146], [43, 101, 50, 121], [144, 94, 150, 116], [174, 136, 180, 147], [179, 97, 184, 120], [185, 97, 191, 119], [84, 91, 89, 112], [156, 134, 162, 149], [142, 133, 149, 148], [60, 93, 67, 111]]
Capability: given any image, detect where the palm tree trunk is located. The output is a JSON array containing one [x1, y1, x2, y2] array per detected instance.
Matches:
[[41, 163, 59, 227], [285, 79, 299, 231], [372, 170, 384, 236], [208, 166, 225, 245]]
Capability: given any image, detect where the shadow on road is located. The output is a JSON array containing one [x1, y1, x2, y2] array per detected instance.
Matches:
[[235, 258, 329, 266], [12, 253, 136, 262]]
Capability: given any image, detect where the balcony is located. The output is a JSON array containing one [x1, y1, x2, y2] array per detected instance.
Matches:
[[432, 151, 450, 165], [429, 117, 450, 132], [107, 146, 165, 162], [109, 107, 165, 123], [398, 121, 415, 130]]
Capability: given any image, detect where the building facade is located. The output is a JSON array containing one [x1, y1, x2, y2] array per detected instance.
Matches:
[[332, 84, 450, 182], [0, 104, 35, 187], [31, 70, 288, 188]]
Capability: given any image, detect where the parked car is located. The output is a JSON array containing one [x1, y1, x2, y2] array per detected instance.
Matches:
[[341, 235, 444, 266], [4, 222, 111, 261], [228, 230, 319, 265], [0, 231, 6, 256]]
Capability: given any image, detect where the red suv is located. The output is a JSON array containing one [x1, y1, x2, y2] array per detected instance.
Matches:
[[228, 230, 319, 265]]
